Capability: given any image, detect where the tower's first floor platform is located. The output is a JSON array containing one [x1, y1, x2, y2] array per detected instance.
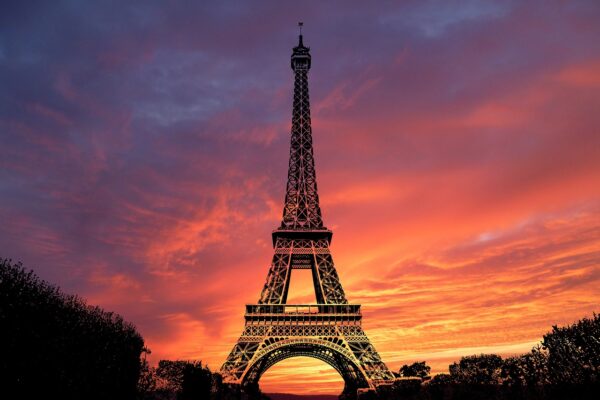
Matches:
[[221, 303, 395, 392]]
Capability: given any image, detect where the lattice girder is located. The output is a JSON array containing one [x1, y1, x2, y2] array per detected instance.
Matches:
[[220, 324, 394, 391], [281, 47, 323, 229], [258, 239, 347, 305]]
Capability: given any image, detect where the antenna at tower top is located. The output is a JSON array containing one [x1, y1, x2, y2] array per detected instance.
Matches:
[[297, 22, 305, 47]]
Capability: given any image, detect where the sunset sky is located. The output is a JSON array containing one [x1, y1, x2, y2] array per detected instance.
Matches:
[[1, 1, 600, 395]]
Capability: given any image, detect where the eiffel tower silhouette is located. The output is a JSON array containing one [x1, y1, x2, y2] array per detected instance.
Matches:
[[221, 27, 395, 395]]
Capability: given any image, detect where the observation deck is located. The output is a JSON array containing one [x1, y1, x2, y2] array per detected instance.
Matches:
[[244, 304, 362, 324]]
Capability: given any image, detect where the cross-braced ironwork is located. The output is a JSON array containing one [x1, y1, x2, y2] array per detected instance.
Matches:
[[281, 33, 323, 230], [221, 30, 394, 395]]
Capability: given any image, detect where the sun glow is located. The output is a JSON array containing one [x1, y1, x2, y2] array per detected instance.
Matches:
[[259, 357, 345, 395]]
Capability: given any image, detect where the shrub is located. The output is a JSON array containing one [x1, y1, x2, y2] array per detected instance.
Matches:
[[1, 258, 145, 399]]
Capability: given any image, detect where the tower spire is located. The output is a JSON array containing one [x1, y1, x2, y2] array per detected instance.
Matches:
[[280, 25, 323, 232]]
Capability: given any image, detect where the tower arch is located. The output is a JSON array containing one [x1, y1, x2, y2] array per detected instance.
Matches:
[[242, 339, 370, 393]]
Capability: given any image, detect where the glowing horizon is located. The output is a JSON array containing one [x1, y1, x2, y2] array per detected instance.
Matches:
[[1, 1, 600, 395]]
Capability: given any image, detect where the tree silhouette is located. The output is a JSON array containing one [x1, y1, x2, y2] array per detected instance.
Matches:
[[501, 345, 549, 386], [449, 354, 503, 385], [137, 349, 158, 399], [155, 360, 213, 400], [1, 258, 144, 399], [542, 313, 600, 385], [399, 361, 431, 379]]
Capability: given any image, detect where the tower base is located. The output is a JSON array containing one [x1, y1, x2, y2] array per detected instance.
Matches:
[[221, 306, 395, 393]]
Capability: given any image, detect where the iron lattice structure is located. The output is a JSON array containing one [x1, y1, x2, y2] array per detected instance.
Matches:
[[221, 33, 395, 394]]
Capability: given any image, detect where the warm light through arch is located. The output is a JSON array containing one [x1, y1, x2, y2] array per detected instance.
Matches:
[[258, 356, 345, 395]]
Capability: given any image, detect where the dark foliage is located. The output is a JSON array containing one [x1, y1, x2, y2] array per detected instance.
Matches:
[[542, 313, 600, 384], [156, 360, 213, 399], [501, 345, 549, 386], [427, 374, 453, 386], [137, 358, 265, 400], [399, 361, 431, 379], [449, 354, 503, 385], [381, 378, 423, 399], [137, 350, 158, 397], [0, 258, 145, 399]]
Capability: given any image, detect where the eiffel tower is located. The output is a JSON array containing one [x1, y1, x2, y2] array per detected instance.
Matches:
[[220, 28, 395, 395]]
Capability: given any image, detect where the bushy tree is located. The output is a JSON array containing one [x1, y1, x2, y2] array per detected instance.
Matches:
[[501, 345, 549, 386], [1, 258, 145, 399], [449, 354, 503, 385], [542, 314, 600, 384], [399, 361, 431, 379], [155, 360, 213, 400], [137, 359, 249, 400]]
